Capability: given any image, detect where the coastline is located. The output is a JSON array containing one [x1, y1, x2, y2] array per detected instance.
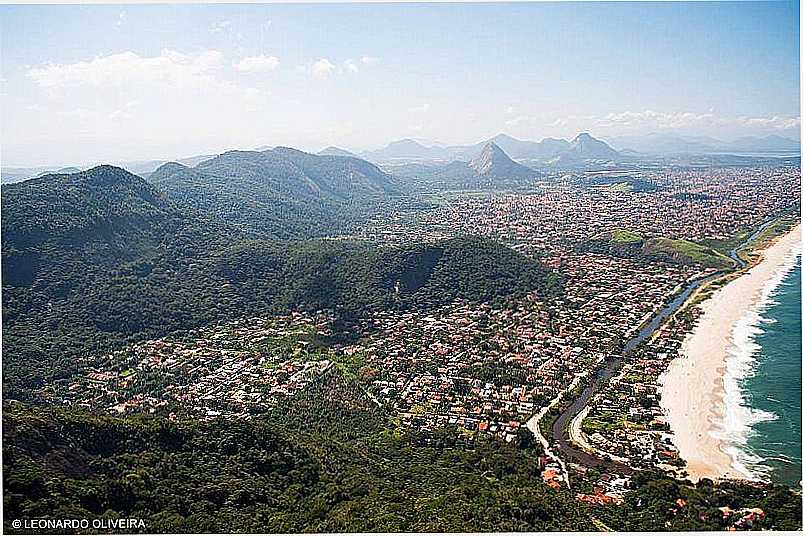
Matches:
[[659, 223, 802, 482]]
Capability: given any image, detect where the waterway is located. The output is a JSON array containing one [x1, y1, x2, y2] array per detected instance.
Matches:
[[550, 217, 780, 473]]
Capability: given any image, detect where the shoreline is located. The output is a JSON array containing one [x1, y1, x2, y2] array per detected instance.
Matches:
[[659, 223, 802, 482]]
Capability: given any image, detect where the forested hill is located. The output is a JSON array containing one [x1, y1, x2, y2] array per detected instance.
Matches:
[[149, 147, 402, 238], [1, 165, 561, 398], [3, 236, 561, 398], [1, 165, 186, 289], [2, 165, 177, 259], [5, 374, 800, 533]]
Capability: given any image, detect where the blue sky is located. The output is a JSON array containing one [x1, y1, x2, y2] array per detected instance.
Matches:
[[1, 2, 799, 166]]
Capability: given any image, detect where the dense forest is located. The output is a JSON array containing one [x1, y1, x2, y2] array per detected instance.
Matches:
[[3, 164, 801, 533], [5, 374, 800, 533], [148, 147, 404, 238], [1, 165, 560, 399]]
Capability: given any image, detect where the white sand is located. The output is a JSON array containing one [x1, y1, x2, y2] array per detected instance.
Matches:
[[660, 224, 801, 482]]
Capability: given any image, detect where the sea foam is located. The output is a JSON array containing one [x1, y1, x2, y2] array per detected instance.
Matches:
[[712, 245, 802, 481]]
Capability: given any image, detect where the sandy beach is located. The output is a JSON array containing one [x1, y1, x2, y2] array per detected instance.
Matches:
[[660, 223, 802, 482]]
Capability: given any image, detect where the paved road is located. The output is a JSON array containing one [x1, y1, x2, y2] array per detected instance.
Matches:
[[550, 217, 779, 475]]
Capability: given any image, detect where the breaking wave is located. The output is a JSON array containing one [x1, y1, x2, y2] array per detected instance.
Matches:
[[713, 246, 801, 481]]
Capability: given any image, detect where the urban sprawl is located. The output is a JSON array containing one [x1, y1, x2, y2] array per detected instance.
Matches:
[[37, 165, 799, 525]]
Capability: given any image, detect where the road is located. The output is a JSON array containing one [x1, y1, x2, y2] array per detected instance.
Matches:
[[549, 216, 780, 475], [525, 372, 587, 489]]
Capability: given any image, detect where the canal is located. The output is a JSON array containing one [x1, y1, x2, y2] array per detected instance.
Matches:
[[550, 216, 779, 474]]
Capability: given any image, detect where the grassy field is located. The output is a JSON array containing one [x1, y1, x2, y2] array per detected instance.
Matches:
[[644, 237, 734, 270], [740, 213, 800, 262], [609, 229, 644, 244]]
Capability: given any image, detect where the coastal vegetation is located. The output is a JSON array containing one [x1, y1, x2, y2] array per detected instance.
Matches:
[[582, 230, 734, 269], [2, 160, 800, 533], [643, 238, 734, 269], [5, 372, 801, 533]]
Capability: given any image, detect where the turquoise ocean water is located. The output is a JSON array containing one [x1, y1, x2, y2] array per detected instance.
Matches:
[[738, 257, 802, 486]]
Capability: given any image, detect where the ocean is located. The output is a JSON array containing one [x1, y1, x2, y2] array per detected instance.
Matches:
[[721, 253, 802, 487]]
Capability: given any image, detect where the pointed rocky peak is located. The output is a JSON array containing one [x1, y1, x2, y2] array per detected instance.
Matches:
[[567, 132, 620, 160], [469, 142, 517, 175]]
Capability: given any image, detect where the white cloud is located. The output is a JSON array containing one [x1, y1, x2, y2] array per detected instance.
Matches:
[[298, 56, 376, 78], [21, 49, 267, 157], [210, 20, 231, 34], [591, 110, 800, 133], [234, 54, 280, 73], [108, 100, 139, 121], [343, 59, 359, 73], [735, 115, 801, 130], [408, 103, 430, 114], [27, 50, 225, 90], [505, 115, 534, 127], [310, 58, 335, 78], [596, 110, 715, 130]]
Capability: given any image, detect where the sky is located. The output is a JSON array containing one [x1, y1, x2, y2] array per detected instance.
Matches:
[[0, 1, 800, 167]]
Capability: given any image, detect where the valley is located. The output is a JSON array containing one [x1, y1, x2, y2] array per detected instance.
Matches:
[[2, 140, 801, 533]]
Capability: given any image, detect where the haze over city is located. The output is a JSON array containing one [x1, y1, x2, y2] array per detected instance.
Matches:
[[0, 1, 800, 166]]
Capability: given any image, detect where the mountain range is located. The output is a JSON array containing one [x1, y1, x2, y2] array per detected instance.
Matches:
[[360, 132, 620, 164], [148, 146, 400, 238], [5, 132, 798, 186], [607, 133, 801, 155]]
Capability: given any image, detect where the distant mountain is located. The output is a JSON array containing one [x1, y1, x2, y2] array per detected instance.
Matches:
[[561, 133, 620, 161], [116, 154, 220, 177], [452, 134, 570, 161], [318, 146, 357, 157], [37, 166, 82, 177], [609, 133, 800, 155], [469, 142, 536, 179], [2, 166, 85, 184], [363, 139, 452, 161], [726, 135, 800, 153], [1, 154, 221, 184], [150, 146, 400, 238], [391, 142, 538, 189], [607, 133, 718, 154], [369, 133, 618, 167]]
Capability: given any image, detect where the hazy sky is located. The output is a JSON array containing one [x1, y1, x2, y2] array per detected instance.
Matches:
[[1, 2, 800, 166]]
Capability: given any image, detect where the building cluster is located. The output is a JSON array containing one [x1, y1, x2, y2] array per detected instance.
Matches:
[[578, 287, 709, 474], [352, 166, 799, 251], [35, 163, 800, 500], [37, 313, 339, 419]]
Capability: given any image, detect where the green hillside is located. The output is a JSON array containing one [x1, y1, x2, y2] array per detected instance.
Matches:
[[582, 229, 734, 270], [644, 237, 734, 269], [149, 147, 401, 238], [1, 166, 184, 288], [2, 166, 560, 399]]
